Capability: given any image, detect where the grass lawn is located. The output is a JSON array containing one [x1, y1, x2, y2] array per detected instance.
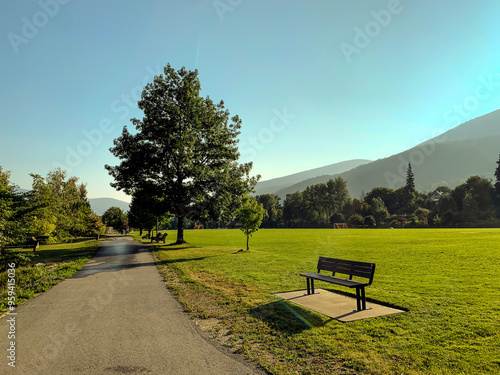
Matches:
[[135, 228, 500, 375], [0, 238, 101, 315]]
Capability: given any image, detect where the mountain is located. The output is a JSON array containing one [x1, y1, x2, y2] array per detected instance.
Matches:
[[89, 198, 130, 216], [254, 159, 372, 196], [424, 109, 500, 144], [259, 110, 500, 199]]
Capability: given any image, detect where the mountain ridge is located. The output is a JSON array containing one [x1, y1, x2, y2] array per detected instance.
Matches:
[[255, 159, 371, 196], [89, 198, 130, 216], [255, 109, 500, 199]]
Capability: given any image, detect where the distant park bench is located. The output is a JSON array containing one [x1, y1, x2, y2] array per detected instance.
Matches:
[[142, 233, 150, 239], [300, 256, 376, 311], [5, 237, 40, 252], [36, 236, 49, 244], [151, 233, 167, 243]]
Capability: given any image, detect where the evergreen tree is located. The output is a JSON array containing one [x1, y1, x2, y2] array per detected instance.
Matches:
[[405, 163, 415, 192]]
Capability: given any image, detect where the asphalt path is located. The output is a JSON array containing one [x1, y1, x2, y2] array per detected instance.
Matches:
[[0, 235, 263, 374]]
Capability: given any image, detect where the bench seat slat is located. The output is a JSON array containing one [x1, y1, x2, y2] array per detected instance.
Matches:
[[318, 257, 375, 280]]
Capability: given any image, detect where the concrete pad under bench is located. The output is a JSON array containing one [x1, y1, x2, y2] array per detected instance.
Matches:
[[275, 289, 405, 322]]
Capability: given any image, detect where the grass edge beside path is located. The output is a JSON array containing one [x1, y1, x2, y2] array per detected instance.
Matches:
[[0, 238, 102, 316]]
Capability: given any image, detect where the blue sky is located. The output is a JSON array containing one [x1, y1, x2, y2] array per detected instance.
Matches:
[[1, 1, 500, 202]]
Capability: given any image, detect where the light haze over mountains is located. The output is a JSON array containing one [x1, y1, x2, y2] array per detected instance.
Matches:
[[256, 110, 500, 199]]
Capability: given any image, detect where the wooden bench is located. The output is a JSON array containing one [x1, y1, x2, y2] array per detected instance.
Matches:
[[36, 236, 49, 244], [300, 256, 376, 311], [151, 233, 167, 243], [5, 238, 39, 252]]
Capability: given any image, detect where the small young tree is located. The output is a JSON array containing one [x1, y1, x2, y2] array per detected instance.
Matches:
[[86, 214, 106, 238], [236, 196, 266, 250]]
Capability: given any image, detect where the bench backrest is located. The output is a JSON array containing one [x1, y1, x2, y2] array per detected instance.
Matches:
[[317, 257, 376, 285]]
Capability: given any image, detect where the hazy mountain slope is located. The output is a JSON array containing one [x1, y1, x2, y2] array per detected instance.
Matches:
[[270, 107, 500, 199], [254, 159, 371, 196], [275, 135, 499, 199], [89, 198, 130, 216], [426, 109, 500, 144]]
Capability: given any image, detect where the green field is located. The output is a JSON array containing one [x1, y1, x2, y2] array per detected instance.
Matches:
[[136, 228, 500, 375]]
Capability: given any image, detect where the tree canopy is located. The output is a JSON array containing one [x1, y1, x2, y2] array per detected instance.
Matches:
[[102, 206, 127, 231], [106, 64, 259, 243]]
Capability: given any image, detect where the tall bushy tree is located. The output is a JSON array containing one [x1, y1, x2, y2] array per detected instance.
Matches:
[[128, 188, 170, 236], [256, 194, 282, 228], [281, 178, 350, 228], [282, 191, 306, 228], [370, 197, 390, 227], [29, 169, 93, 239], [0, 167, 17, 253], [102, 207, 127, 231], [106, 64, 259, 244]]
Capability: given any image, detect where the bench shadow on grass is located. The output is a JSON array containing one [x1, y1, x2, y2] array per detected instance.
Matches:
[[250, 299, 332, 335]]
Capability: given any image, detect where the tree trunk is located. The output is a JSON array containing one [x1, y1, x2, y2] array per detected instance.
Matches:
[[246, 235, 249, 251], [176, 215, 185, 244]]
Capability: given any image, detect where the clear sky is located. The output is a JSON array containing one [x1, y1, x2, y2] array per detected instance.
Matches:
[[1, 0, 500, 202]]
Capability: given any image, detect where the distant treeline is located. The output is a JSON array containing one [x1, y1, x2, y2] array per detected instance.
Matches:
[[255, 159, 500, 229]]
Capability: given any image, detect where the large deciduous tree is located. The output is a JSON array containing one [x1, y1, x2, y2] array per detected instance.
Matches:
[[0, 167, 18, 253], [106, 64, 259, 243], [29, 169, 93, 240]]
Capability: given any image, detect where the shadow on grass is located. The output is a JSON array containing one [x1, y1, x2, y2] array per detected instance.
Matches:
[[156, 257, 213, 265], [29, 247, 99, 264], [250, 300, 331, 335]]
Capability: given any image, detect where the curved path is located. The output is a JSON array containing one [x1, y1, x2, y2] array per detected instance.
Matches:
[[0, 235, 263, 374]]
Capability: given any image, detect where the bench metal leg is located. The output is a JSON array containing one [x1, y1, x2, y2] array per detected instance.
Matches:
[[355, 287, 367, 311], [305, 278, 315, 295], [355, 287, 362, 311], [361, 287, 366, 310]]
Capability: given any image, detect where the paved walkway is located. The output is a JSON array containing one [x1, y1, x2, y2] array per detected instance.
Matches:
[[0, 236, 263, 374]]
